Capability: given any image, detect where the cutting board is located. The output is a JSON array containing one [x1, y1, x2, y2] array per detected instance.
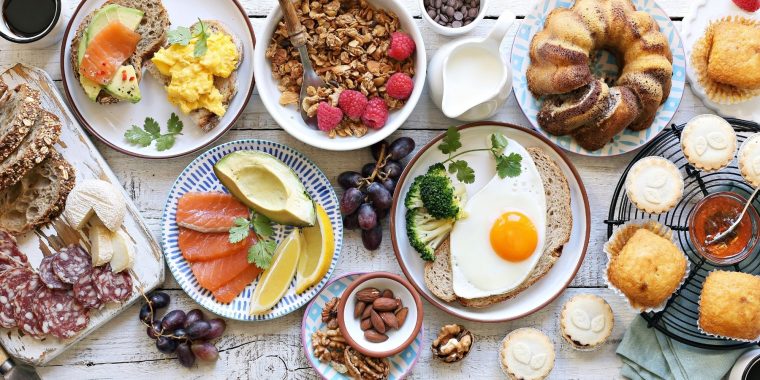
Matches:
[[0, 64, 164, 366]]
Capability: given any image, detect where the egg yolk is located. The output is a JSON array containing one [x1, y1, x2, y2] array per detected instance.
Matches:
[[489, 212, 538, 262]]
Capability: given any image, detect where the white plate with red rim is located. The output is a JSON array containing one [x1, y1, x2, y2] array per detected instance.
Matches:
[[389, 122, 591, 322], [59, 0, 256, 159]]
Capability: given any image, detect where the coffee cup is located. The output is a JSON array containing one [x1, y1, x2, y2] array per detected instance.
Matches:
[[729, 349, 760, 380], [0, 0, 69, 48]]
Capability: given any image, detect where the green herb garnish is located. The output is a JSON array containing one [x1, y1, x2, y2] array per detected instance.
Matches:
[[229, 213, 278, 270], [435, 127, 522, 184], [124, 113, 183, 151], [166, 19, 209, 57]]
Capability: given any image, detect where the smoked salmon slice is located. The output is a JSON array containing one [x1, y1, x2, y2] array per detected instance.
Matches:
[[79, 21, 141, 85], [176, 192, 250, 233], [178, 228, 256, 262], [191, 250, 252, 292], [212, 264, 262, 303]]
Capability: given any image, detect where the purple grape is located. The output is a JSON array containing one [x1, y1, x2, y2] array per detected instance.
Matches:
[[177, 342, 195, 368], [371, 140, 389, 160], [139, 303, 153, 324], [187, 320, 211, 340], [382, 160, 402, 179], [340, 188, 363, 215], [148, 291, 170, 309], [204, 319, 226, 340], [380, 178, 396, 194], [191, 342, 219, 361], [367, 182, 392, 211], [389, 137, 415, 160], [362, 226, 382, 250], [357, 204, 377, 230], [338, 171, 363, 189], [161, 310, 186, 331], [184, 309, 204, 329], [147, 320, 162, 340], [156, 336, 178, 354], [344, 212, 359, 230], [362, 163, 377, 177]]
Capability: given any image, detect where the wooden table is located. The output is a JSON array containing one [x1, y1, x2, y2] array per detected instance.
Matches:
[[0, 0, 712, 378]]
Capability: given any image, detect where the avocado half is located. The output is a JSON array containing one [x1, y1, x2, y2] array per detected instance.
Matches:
[[214, 151, 317, 227]]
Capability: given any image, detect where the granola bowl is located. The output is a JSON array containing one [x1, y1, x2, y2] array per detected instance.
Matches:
[[255, 0, 427, 151]]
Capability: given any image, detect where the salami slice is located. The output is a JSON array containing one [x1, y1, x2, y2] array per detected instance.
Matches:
[[93, 265, 133, 303], [39, 254, 70, 290], [0, 268, 33, 328], [0, 230, 28, 273], [12, 274, 44, 338], [52, 245, 91, 284], [73, 271, 103, 310], [34, 288, 89, 339]]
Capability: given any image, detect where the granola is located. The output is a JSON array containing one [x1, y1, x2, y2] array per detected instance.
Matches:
[[266, 0, 416, 138]]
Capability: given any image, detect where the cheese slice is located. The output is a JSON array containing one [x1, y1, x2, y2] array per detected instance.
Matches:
[[110, 230, 135, 273], [89, 219, 115, 266], [65, 179, 126, 231]]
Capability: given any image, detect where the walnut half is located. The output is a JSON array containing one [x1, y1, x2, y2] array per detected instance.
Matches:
[[431, 324, 474, 363]]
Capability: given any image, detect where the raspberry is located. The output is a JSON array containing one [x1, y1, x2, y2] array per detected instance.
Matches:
[[732, 0, 760, 12], [387, 32, 416, 61], [361, 97, 389, 130], [386, 73, 414, 100], [338, 90, 368, 120], [316, 102, 343, 131]]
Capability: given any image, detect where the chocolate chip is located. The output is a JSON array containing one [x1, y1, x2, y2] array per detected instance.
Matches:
[[428, 9, 437, 19], [426, 0, 479, 28], [454, 11, 463, 21], [452, 20, 463, 27], [446, 6, 454, 17], [468, 7, 478, 18]]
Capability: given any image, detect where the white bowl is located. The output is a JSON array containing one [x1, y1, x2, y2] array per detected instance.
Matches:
[[418, 0, 489, 36], [253, 0, 427, 151]]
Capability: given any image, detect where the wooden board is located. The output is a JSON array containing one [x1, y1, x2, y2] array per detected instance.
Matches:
[[0, 64, 164, 366]]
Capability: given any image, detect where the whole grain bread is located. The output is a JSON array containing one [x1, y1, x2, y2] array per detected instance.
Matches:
[[0, 149, 75, 235], [424, 148, 573, 307], [0, 84, 41, 162], [0, 111, 61, 191], [70, 0, 170, 104], [144, 20, 242, 132]]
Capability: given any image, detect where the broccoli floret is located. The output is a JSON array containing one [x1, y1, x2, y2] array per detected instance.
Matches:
[[406, 208, 454, 261], [419, 175, 466, 219], [404, 175, 424, 210], [426, 163, 447, 177]]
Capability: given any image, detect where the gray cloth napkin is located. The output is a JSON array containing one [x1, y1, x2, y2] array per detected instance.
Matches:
[[616, 316, 748, 380]]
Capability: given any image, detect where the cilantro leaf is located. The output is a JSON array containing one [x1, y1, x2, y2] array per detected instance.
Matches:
[[167, 113, 183, 134], [438, 127, 462, 155], [490, 133, 508, 153], [448, 160, 475, 184], [252, 213, 274, 238], [496, 153, 523, 178], [167, 26, 192, 46], [143, 117, 161, 137], [155, 134, 176, 151], [248, 240, 277, 270], [229, 217, 251, 244], [192, 20, 208, 57], [124, 126, 154, 147]]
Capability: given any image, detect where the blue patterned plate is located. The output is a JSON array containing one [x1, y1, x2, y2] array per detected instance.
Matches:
[[511, 0, 686, 156], [302, 273, 423, 379], [161, 140, 343, 321]]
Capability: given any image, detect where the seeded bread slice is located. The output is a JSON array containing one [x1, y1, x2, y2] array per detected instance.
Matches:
[[0, 111, 61, 191], [0, 149, 75, 235], [70, 0, 170, 104], [0, 79, 8, 105], [424, 148, 573, 307], [144, 20, 242, 132], [0, 84, 42, 162]]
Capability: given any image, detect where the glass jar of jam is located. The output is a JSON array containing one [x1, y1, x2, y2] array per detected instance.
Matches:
[[688, 192, 759, 265]]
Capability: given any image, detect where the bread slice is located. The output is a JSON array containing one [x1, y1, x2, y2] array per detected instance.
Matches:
[[0, 111, 61, 191], [70, 0, 170, 104], [0, 149, 75, 235], [0, 84, 42, 162], [144, 20, 242, 132], [424, 148, 573, 307], [0, 79, 8, 105]]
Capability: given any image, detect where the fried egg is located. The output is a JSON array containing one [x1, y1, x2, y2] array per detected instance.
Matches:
[[449, 138, 547, 299]]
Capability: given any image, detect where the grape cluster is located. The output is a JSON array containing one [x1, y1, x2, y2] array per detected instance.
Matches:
[[139, 291, 227, 367], [338, 137, 415, 250]]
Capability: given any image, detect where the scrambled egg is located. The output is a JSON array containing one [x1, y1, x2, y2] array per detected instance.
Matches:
[[151, 33, 239, 116]]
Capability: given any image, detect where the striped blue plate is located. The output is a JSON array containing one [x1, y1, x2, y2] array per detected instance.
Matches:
[[511, 0, 686, 156], [301, 273, 423, 379], [160, 139, 343, 321]]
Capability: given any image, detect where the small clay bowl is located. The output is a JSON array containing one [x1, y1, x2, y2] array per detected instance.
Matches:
[[337, 272, 423, 358]]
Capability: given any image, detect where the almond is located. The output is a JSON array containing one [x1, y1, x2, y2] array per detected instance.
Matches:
[[373, 297, 398, 312], [370, 309, 386, 333], [382, 289, 394, 299], [356, 288, 381, 302], [360, 318, 372, 331], [395, 307, 409, 326], [354, 301, 367, 318], [364, 329, 388, 343], [380, 312, 399, 329], [362, 303, 373, 319]]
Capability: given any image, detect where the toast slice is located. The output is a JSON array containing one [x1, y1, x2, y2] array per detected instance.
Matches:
[[70, 0, 170, 104], [0, 149, 75, 235], [0, 84, 42, 162], [0, 111, 61, 191], [424, 148, 573, 307], [144, 20, 242, 132]]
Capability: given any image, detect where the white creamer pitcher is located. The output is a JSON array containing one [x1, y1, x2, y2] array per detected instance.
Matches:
[[427, 10, 515, 121]]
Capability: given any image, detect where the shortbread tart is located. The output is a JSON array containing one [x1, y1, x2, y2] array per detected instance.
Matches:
[[680, 114, 736, 171], [739, 133, 760, 187], [560, 294, 614, 350], [625, 156, 683, 214], [499, 328, 555, 380]]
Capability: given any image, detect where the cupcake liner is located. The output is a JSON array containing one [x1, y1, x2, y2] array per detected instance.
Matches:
[[691, 16, 760, 104], [603, 220, 690, 313], [696, 270, 760, 343]]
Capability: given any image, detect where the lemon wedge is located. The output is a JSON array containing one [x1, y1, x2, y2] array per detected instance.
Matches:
[[295, 204, 334, 294], [249, 229, 303, 315]]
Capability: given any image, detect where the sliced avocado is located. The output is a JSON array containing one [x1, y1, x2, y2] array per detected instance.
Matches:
[[104, 65, 141, 103], [86, 5, 143, 43], [77, 36, 101, 101], [214, 151, 317, 227]]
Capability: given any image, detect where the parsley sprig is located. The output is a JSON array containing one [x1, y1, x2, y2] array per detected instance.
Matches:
[[437, 127, 522, 184], [229, 212, 278, 270], [167, 19, 210, 57], [124, 113, 183, 151]]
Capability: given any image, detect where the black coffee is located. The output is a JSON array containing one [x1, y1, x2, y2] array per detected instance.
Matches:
[[2, 0, 56, 38], [746, 357, 760, 380]]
